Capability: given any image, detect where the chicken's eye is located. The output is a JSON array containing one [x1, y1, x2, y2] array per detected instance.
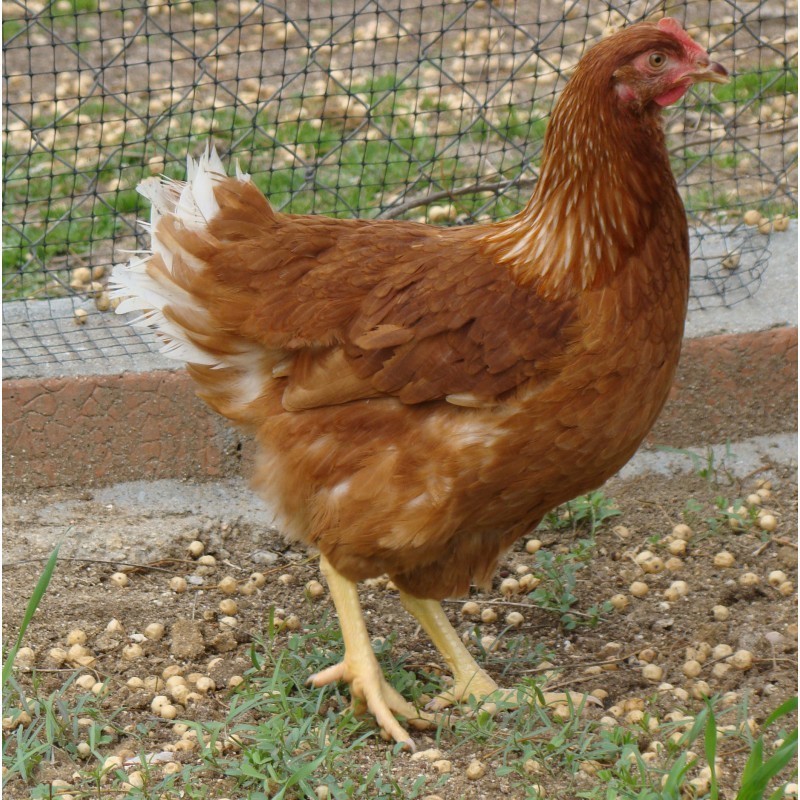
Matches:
[[648, 52, 667, 70]]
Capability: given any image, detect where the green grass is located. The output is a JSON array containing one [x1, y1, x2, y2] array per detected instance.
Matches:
[[711, 68, 798, 107], [4, 541, 797, 798]]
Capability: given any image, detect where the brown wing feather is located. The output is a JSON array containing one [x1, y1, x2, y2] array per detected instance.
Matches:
[[191, 179, 582, 410]]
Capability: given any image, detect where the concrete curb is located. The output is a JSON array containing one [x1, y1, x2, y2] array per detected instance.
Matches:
[[3, 326, 796, 492]]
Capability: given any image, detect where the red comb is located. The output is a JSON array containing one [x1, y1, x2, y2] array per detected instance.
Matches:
[[657, 17, 708, 55]]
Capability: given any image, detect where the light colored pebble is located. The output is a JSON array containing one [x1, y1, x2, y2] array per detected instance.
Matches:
[[682, 659, 702, 678], [218, 576, 238, 595], [768, 570, 788, 587], [305, 580, 325, 599], [105, 619, 124, 634], [499, 577, 520, 597], [245, 573, 265, 589], [505, 611, 524, 628], [778, 581, 794, 596], [664, 556, 683, 571], [667, 539, 686, 556], [76, 674, 96, 691], [197, 555, 217, 567], [110, 572, 129, 588], [712, 604, 730, 621], [410, 747, 443, 762], [195, 676, 215, 694], [758, 514, 778, 531], [640, 556, 664, 575], [144, 623, 165, 640], [642, 664, 663, 683], [169, 576, 188, 593], [461, 601, 480, 617], [122, 644, 143, 660], [218, 598, 238, 616], [610, 593, 629, 610], [739, 572, 761, 588], [432, 759, 452, 774], [729, 649, 754, 670], [66, 629, 87, 647], [519, 573, 540, 591], [629, 581, 649, 598], [671, 523, 692, 540], [713, 551, 735, 568], [480, 608, 497, 623], [525, 538, 542, 554], [187, 540, 205, 558], [465, 759, 486, 780], [712, 662, 732, 679], [743, 209, 763, 226], [712, 644, 733, 659]]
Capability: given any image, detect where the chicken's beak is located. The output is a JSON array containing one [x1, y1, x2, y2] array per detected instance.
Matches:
[[686, 60, 730, 85]]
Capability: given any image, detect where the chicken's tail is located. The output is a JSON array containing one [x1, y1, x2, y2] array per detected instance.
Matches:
[[110, 145, 280, 423]]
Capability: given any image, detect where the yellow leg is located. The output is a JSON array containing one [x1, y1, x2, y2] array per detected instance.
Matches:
[[398, 593, 597, 713], [306, 557, 433, 748], [398, 592, 504, 710]]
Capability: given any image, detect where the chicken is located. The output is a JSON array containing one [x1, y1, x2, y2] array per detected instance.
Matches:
[[112, 18, 728, 748]]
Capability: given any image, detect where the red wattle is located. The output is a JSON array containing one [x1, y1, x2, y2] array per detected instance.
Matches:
[[655, 82, 690, 107]]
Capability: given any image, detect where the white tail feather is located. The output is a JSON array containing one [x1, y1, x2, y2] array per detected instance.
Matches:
[[111, 145, 251, 367]]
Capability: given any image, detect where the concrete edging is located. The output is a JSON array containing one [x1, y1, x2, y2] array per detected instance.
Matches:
[[3, 326, 796, 492]]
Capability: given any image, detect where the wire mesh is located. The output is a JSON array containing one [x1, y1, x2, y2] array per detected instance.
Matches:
[[3, 0, 797, 372]]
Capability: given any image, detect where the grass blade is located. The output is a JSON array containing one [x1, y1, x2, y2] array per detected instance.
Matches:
[[2, 545, 60, 688]]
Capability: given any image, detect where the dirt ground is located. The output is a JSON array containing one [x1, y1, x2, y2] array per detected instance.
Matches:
[[3, 431, 797, 797]]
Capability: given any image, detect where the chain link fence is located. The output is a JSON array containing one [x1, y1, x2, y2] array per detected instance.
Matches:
[[3, 0, 797, 372]]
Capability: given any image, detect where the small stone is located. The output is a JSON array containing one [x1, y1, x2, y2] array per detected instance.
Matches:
[[110, 572, 129, 588], [743, 209, 763, 226], [629, 581, 649, 598], [305, 580, 325, 599], [682, 659, 702, 678], [169, 576, 188, 594], [499, 577, 520, 596], [768, 570, 788, 587], [712, 604, 730, 621], [525, 538, 542, 553], [758, 514, 778, 532], [218, 598, 238, 616], [480, 608, 497, 623], [432, 759, 452, 774], [187, 540, 205, 558], [461, 601, 480, 617], [465, 759, 486, 780], [778, 581, 794, 596], [410, 748, 443, 762], [713, 551, 735, 568], [667, 539, 686, 556], [729, 649, 754, 670], [610, 593, 629, 610], [144, 623, 165, 641], [66, 629, 87, 647], [218, 576, 238, 595], [505, 611, 524, 628], [739, 572, 760, 588], [642, 664, 663, 683], [671, 523, 692, 540]]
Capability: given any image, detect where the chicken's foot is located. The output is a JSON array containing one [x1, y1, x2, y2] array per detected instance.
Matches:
[[307, 557, 434, 749], [399, 593, 597, 714]]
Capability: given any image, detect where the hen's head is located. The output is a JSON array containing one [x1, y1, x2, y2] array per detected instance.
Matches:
[[581, 18, 728, 112]]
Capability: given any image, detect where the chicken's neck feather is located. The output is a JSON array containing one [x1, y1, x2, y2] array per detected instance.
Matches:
[[481, 73, 678, 298]]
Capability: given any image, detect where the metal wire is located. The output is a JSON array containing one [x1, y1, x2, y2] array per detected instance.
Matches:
[[3, 0, 797, 370]]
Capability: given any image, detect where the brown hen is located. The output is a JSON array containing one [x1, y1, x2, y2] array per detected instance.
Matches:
[[113, 18, 728, 747]]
